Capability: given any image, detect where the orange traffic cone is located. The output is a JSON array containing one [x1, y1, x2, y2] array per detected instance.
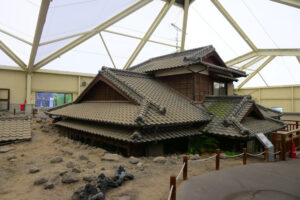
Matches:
[[290, 141, 298, 158]]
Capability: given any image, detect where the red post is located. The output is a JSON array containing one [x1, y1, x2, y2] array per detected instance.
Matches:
[[170, 176, 176, 200], [183, 156, 188, 180], [243, 148, 247, 165], [216, 149, 220, 170], [264, 148, 268, 163]]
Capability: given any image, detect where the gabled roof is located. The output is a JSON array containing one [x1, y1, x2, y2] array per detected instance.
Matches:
[[48, 67, 211, 127], [202, 95, 286, 138], [129, 45, 246, 77]]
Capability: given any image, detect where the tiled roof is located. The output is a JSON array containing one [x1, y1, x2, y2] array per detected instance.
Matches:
[[48, 67, 211, 127], [129, 46, 246, 77], [256, 104, 283, 118], [55, 119, 202, 143], [202, 96, 286, 138], [0, 116, 31, 143]]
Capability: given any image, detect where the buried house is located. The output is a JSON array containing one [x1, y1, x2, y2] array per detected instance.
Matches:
[[47, 46, 285, 156]]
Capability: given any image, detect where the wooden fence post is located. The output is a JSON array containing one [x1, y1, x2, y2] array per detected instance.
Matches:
[[272, 132, 277, 159], [183, 156, 188, 180], [264, 148, 268, 162], [13, 108, 16, 115], [243, 148, 247, 165], [170, 176, 176, 200], [216, 149, 220, 170], [281, 134, 286, 161]]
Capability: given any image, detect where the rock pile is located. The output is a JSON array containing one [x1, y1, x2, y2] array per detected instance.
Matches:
[[72, 166, 134, 200]]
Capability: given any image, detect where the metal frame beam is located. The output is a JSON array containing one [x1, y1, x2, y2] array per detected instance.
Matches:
[[181, 0, 190, 51], [238, 56, 266, 70], [0, 40, 27, 70], [28, 0, 50, 72], [211, 0, 257, 51], [226, 51, 257, 66], [258, 72, 269, 87], [33, 0, 153, 71], [257, 49, 300, 56], [0, 28, 32, 45], [270, 0, 300, 9], [297, 56, 300, 64], [237, 56, 275, 90], [99, 32, 116, 68], [123, 0, 175, 69]]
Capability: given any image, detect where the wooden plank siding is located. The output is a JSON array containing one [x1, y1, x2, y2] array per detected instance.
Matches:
[[81, 80, 128, 102], [157, 73, 213, 102]]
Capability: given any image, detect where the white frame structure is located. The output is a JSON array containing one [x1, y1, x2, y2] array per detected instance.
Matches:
[[0, 0, 300, 105]]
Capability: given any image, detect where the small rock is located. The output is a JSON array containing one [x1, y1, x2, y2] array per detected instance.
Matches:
[[7, 155, 16, 161], [44, 183, 54, 190], [83, 174, 97, 182], [29, 167, 40, 174], [34, 177, 48, 185], [86, 161, 96, 169], [190, 154, 200, 160], [0, 147, 15, 153], [129, 156, 139, 164], [90, 192, 105, 200], [136, 162, 144, 171], [66, 161, 75, 168], [59, 170, 68, 176], [79, 155, 89, 161], [36, 119, 42, 123], [101, 153, 120, 162], [61, 149, 73, 156], [101, 167, 105, 171], [62, 172, 79, 184], [50, 157, 63, 163], [72, 166, 81, 173], [153, 156, 166, 164], [42, 127, 49, 133]]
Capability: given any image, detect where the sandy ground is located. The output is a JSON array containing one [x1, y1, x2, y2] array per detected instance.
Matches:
[[0, 116, 263, 200]]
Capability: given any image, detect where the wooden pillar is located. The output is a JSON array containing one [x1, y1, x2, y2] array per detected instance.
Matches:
[[272, 133, 277, 159], [216, 149, 220, 170], [243, 148, 247, 165], [170, 176, 176, 200], [281, 134, 286, 160], [14, 108, 16, 115], [264, 148, 268, 162], [183, 156, 188, 180]]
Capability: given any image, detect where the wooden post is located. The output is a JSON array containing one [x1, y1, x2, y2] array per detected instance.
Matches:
[[243, 148, 247, 165], [170, 176, 176, 200], [13, 108, 16, 115], [183, 156, 188, 180], [281, 134, 286, 161], [216, 149, 220, 170], [264, 148, 268, 162], [272, 132, 277, 159]]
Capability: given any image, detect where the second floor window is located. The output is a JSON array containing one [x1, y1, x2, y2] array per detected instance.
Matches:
[[213, 82, 226, 96]]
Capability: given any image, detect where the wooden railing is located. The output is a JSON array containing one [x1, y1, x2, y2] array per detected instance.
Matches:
[[283, 120, 299, 131], [272, 128, 300, 160]]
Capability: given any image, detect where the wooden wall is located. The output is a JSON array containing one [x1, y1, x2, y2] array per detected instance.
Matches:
[[157, 73, 213, 102], [81, 80, 127, 101]]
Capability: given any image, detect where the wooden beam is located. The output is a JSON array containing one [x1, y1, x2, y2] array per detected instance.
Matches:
[[33, 0, 153, 71], [28, 0, 50, 72], [270, 0, 300, 9], [237, 56, 275, 90], [211, 0, 257, 51], [123, 0, 175, 69], [238, 56, 267, 71], [0, 40, 27, 70]]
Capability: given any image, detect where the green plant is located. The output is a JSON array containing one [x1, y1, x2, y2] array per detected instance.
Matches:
[[225, 151, 238, 156], [188, 135, 219, 154]]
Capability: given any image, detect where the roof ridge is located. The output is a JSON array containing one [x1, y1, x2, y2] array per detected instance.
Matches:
[[129, 45, 213, 71], [102, 66, 150, 78]]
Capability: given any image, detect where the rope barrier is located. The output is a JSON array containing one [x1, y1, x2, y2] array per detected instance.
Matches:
[[167, 185, 174, 200], [190, 154, 217, 163], [269, 151, 281, 155], [247, 151, 265, 157], [220, 153, 243, 158], [176, 163, 186, 180]]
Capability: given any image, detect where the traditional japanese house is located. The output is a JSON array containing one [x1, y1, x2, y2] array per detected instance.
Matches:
[[47, 46, 285, 156]]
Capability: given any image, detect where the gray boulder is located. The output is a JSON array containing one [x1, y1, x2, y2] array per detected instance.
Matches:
[[101, 153, 120, 162], [29, 167, 40, 174], [153, 156, 166, 164], [62, 172, 79, 184], [34, 177, 48, 185], [128, 156, 139, 164], [50, 157, 63, 163]]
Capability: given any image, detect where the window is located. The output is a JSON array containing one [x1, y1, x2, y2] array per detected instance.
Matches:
[[272, 107, 283, 112], [213, 82, 226, 96], [35, 93, 73, 108]]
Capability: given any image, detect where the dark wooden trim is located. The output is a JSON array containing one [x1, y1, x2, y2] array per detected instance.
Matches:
[[75, 74, 138, 105], [0, 88, 10, 111], [203, 51, 227, 68]]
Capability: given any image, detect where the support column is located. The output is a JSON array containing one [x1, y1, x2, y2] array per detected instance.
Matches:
[[180, 0, 190, 51], [78, 76, 81, 96], [26, 73, 33, 114]]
